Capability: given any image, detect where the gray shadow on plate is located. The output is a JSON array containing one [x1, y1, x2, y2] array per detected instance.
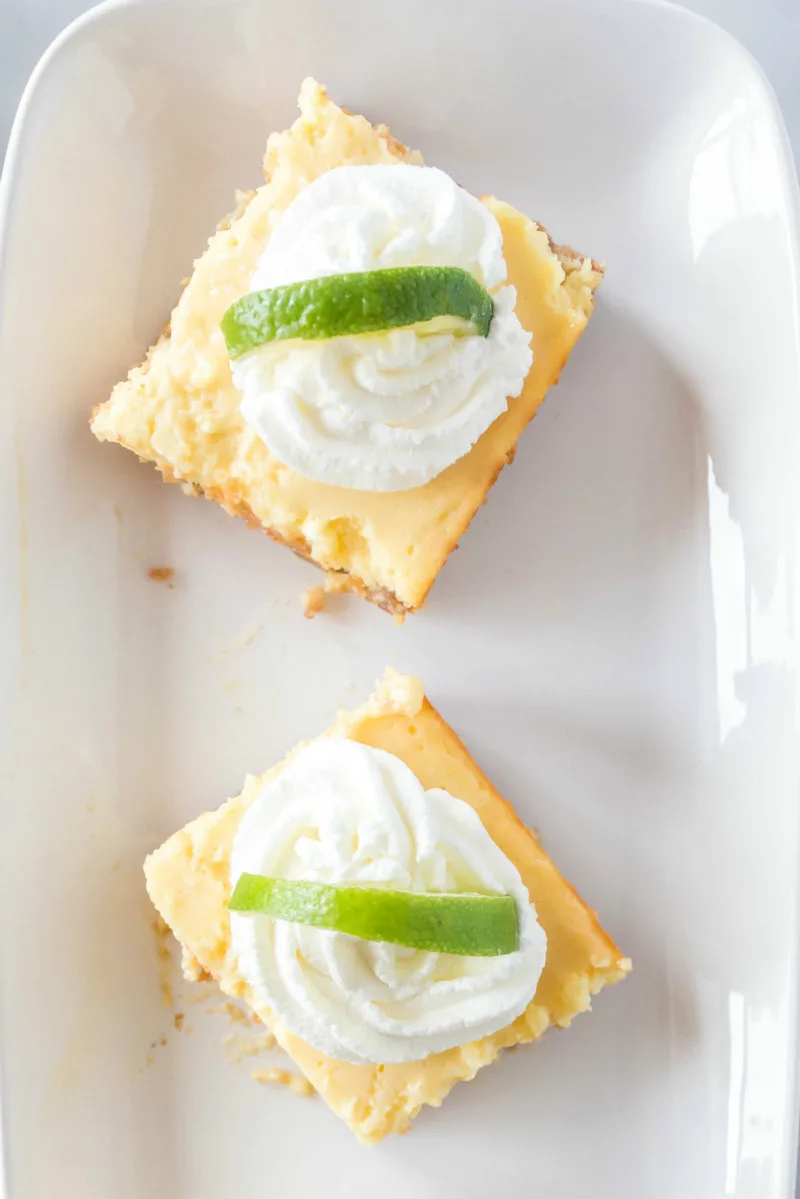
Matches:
[[426, 299, 710, 633]]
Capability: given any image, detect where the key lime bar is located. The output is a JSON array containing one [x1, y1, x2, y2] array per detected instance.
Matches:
[[91, 79, 602, 615], [145, 672, 629, 1143]]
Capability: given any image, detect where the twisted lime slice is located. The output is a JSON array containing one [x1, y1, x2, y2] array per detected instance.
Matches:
[[221, 266, 494, 359], [229, 874, 518, 957]]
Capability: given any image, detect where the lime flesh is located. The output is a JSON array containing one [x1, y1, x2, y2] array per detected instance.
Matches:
[[221, 266, 494, 358], [229, 874, 518, 956]]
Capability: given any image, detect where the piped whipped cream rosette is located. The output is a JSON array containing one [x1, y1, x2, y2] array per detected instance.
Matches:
[[222, 165, 533, 492], [228, 738, 547, 1066]]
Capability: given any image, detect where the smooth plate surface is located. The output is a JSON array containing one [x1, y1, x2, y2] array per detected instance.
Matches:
[[1, 0, 799, 1195]]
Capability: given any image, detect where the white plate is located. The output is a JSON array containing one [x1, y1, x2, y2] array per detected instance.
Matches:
[[2, 0, 800, 1195]]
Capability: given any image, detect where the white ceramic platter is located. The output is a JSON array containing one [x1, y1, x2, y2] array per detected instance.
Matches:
[[1, 0, 799, 1195]]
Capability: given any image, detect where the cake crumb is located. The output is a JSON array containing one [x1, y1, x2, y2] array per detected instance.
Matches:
[[174, 1012, 184, 1031], [252, 1067, 314, 1097], [148, 566, 175, 587], [151, 916, 174, 1007], [303, 572, 356, 619], [206, 1001, 251, 1026], [223, 1030, 277, 1062], [303, 586, 326, 619], [323, 573, 351, 595], [392, 611, 406, 626]]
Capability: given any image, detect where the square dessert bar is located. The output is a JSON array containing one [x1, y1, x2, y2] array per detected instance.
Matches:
[[91, 80, 602, 614], [145, 672, 629, 1144]]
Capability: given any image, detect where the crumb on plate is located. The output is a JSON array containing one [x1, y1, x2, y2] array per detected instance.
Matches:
[[148, 566, 175, 587], [223, 1030, 277, 1062], [323, 572, 351, 595], [302, 585, 326, 619], [251, 1067, 315, 1097]]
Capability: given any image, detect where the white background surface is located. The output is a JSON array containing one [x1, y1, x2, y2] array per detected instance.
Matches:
[[1, 0, 799, 164], [1, 1, 799, 1197]]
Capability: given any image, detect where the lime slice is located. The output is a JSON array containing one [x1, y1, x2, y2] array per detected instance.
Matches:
[[229, 874, 518, 956], [221, 266, 494, 358]]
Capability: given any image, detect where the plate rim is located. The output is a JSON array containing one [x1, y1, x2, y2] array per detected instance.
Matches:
[[1, 0, 799, 1196]]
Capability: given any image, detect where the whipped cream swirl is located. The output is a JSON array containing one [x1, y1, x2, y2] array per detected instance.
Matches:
[[229, 738, 546, 1065], [232, 165, 533, 491]]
